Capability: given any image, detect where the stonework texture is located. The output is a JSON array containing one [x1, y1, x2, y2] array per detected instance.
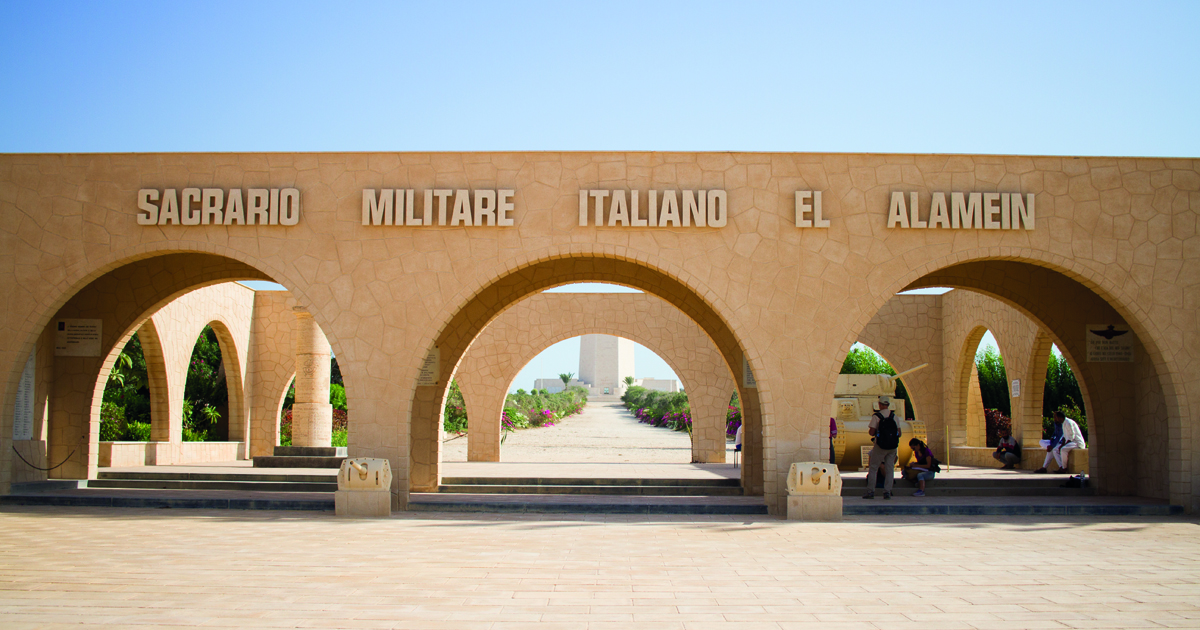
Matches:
[[0, 152, 1196, 514], [245, 291, 298, 458], [454, 293, 735, 469], [290, 309, 333, 448]]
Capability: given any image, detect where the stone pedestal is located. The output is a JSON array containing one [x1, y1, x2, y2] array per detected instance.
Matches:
[[335, 458, 393, 517], [786, 461, 844, 522], [292, 308, 332, 448], [335, 490, 392, 517], [786, 495, 843, 521]]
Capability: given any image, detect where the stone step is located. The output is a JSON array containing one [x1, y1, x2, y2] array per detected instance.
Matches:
[[844, 503, 1183, 516], [438, 484, 743, 496], [253, 456, 345, 468], [97, 471, 336, 483], [273, 446, 346, 457], [0, 491, 333, 511], [847, 486, 1095, 497], [87, 479, 338, 492], [409, 493, 768, 515], [843, 476, 1081, 489], [440, 476, 740, 487]]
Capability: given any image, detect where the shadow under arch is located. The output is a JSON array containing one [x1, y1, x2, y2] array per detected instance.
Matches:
[[901, 259, 1169, 499], [411, 255, 767, 501]]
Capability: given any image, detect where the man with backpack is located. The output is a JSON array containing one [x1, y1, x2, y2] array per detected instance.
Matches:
[[863, 395, 902, 499]]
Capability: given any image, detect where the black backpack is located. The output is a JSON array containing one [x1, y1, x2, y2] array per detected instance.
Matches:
[[874, 412, 901, 450]]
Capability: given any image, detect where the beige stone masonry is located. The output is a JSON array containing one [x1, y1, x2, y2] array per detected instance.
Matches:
[[0, 152, 1195, 513], [290, 308, 332, 447], [245, 291, 298, 458]]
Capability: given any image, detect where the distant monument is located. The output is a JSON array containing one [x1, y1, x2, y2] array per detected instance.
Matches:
[[534, 334, 677, 399]]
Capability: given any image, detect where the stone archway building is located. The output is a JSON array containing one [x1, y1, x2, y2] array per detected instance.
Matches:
[[1, 151, 1195, 514]]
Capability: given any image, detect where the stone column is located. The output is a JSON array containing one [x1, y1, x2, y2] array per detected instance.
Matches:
[[291, 308, 332, 447]]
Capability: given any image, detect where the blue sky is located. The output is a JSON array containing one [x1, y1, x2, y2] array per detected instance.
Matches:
[[2, 2, 1197, 155], [6, 1, 1193, 390]]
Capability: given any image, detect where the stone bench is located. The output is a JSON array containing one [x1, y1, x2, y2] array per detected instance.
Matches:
[[99, 441, 244, 466], [949, 445, 1088, 474]]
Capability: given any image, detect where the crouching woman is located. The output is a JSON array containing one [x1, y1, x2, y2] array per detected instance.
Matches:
[[903, 438, 938, 497]]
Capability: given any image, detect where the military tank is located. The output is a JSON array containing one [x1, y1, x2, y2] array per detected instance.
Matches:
[[830, 364, 929, 471]]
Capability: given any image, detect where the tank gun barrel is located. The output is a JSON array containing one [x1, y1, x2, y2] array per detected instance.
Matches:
[[888, 363, 929, 382]]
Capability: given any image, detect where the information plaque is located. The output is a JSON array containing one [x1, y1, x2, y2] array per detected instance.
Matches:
[[54, 319, 103, 357]]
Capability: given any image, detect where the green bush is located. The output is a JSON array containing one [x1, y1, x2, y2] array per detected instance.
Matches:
[[100, 402, 125, 442], [183, 326, 228, 440], [183, 425, 209, 442], [501, 386, 587, 432], [332, 428, 347, 447], [622, 386, 690, 421], [329, 383, 347, 410], [443, 380, 468, 434], [1044, 350, 1086, 418], [125, 421, 151, 442], [102, 334, 151, 426], [976, 346, 1010, 416]]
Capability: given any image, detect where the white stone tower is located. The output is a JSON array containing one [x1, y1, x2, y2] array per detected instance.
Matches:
[[578, 334, 635, 397]]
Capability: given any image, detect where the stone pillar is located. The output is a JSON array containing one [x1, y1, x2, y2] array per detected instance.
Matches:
[[291, 308, 332, 447]]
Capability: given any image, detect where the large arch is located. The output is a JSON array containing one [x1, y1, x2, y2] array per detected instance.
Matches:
[[454, 292, 735, 464], [902, 259, 1175, 499], [410, 254, 770, 503], [26, 253, 271, 478]]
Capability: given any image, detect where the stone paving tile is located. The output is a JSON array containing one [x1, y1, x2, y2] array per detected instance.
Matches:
[[0, 507, 1197, 628]]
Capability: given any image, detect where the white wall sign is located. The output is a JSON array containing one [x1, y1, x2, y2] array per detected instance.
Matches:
[[417, 347, 441, 387], [886, 192, 1034, 230], [1011, 379, 1021, 398], [1086, 324, 1134, 362], [742, 355, 757, 389], [12, 351, 35, 441], [138, 188, 300, 226], [363, 189, 514, 227], [54, 319, 102, 357], [579, 189, 727, 228]]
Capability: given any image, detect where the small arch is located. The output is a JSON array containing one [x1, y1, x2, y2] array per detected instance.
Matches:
[[411, 255, 769, 504]]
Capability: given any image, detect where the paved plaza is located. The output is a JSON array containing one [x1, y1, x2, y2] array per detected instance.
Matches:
[[2, 405, 1196, 628], [0, 506, 1196, 629]]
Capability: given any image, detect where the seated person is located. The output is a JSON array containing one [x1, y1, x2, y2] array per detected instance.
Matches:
[[993, 426, 1021, 469], [1036, 411, 1086, 474], [903, 438, 937, 497]]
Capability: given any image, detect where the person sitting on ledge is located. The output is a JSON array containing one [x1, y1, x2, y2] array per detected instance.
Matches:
[[1035, 411, 1086, 474], [993, 425, 1021, 469], [903, 438, 937, 497]]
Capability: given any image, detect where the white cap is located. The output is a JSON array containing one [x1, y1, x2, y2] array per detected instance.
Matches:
[[877, 395, 891, 405]]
